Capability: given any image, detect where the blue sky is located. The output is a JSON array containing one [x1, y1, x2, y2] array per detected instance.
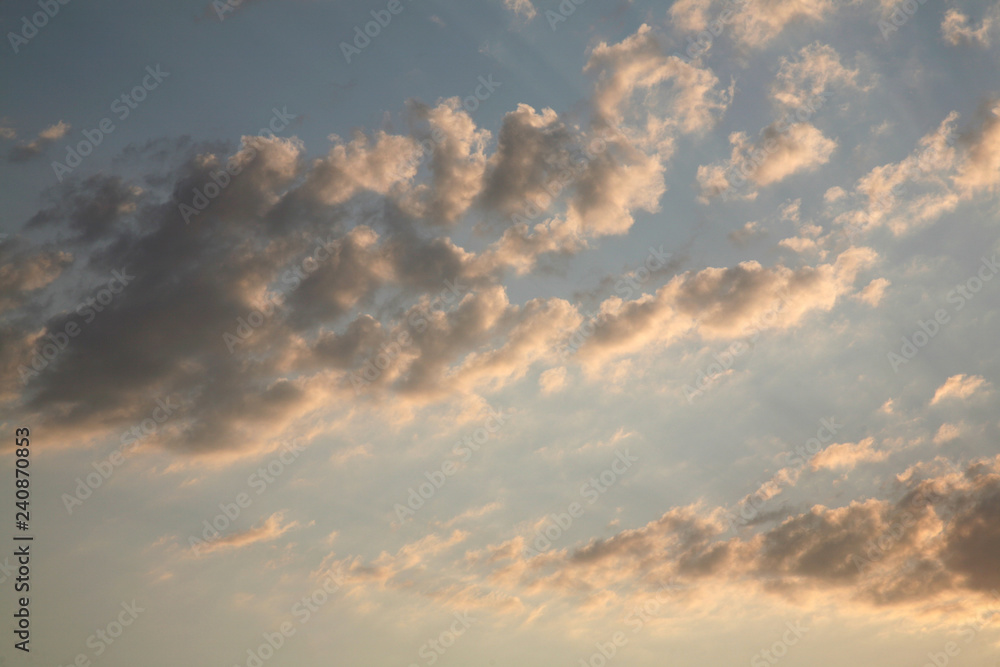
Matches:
[[2, 0, 1000, 666]]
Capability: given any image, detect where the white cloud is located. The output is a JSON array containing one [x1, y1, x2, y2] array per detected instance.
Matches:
[[771, 43, 871, 110], [539, 366, 567, 394], [852, 277, 890, 306], [941, 7, 995, 48], [503, 0, 537, 20], [931, 374, 990, 405]]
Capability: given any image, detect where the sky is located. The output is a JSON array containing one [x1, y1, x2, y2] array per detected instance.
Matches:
[[1, 0, 1000, 665]]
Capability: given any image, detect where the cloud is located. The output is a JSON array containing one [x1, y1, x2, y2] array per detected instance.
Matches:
[[824, 186, 846, 203], [283, 226, 395, 329], [0, 52, 837, 471], [320, 529, 468, 589], [753, 123, 838, 185], [780, 199, 802, 222], [731, 0, 836, 48], [0, 243, 73, 315], [561, 135, 667, 237], [853, 277, 890, 306], [300, 130, 418, 206], [954, 99, 1000, 194], [575, 246, 877, 368], [401, 99, 491, 224], [310, 447, 1000, 606], [931, 374, 990, 405], [437, 502, 503, 529], [477, 103, 572, 216], [395, 290, 582, 401], [28, 174, 142, 242], [483, 457, 1000, 619], [38, 122, 71, 141], [538, 366, 567, 394], [933, 423, 962, 445], [585, 24, 730, 137], [776, 206, 825, 255], [0, 138, 346, 454], [475, 62, 674, 262], [473, 218, 585, 276], [771, 43, 872, 110], [3, 80, 647, 455], [330, 443, 373, 466], [7, 121, 70, 163], [941, 7, 995, 48], [810, 437, 888, 471], [728, 221, 765, 246], [778, 235, 819, 254], [698, 122, 838, 200], [5, 17, 978, 485], [668, 0, 838, 49], [196, 511, 299, 554], [502, 0, 537, 20], [667, 0, 713, 32], [834, 100, 1000, 238]]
